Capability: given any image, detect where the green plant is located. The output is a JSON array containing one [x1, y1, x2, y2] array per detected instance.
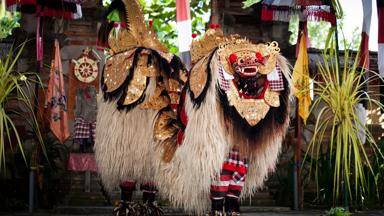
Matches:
[[304, 35, 384, 206], [242, 0, 262, 8], [363, 139, 384, 207], [0, 41, 45, 171], [143, 0, 211, 53], [0, 0, 20, 40], [323, 207, 350, 216]]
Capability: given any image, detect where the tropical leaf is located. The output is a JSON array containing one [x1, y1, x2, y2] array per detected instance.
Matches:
[[0, 41, 45, 171]]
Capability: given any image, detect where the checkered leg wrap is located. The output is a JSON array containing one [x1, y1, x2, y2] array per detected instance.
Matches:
[[211, 147, 248, 200]]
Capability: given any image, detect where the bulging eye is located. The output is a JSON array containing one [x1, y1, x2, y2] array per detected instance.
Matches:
[[229, 53, 238, 64], [255, 52, 263, 61]]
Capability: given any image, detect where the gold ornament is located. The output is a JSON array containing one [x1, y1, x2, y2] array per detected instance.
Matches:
[[154, 109, 179, 163], [154, 110, 178, 142], [218, 39, 280, 75], [264, 88, 280, 107], [72, 48, 99, 83], [168, 92, 180, 106], [104, 49, 135, 92], [189, 54, 210, 98], [123, 64, 147, 105], [190, 28, 225, 65], [108, 0, 168, 54], [167, 78, 181, 92], [140, 84, 170, 110], [227, 81, 275, 126], [108, 30, 140, 54], [136, 54, 158, 77]]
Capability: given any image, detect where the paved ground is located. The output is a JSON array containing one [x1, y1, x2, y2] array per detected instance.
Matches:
[[2, 211, 384, 216], [1, 208, 384, 216]]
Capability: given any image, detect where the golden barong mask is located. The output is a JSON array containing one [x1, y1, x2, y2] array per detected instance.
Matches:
[[189, 35, 284, 126], [218, 40, 280, 75], [218, 40, 281, 126]]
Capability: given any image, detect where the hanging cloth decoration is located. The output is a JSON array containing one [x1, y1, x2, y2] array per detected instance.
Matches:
[[292, 32, 311, 124], [261, 0, 336, 25], [6, 0, 83, 19], [74, 86, 97, 141], [295, 20, 310, 57], [46, 40, 70, 144]]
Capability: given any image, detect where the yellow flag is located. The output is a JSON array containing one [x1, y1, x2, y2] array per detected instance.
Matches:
[[292, 33, 311, 124]]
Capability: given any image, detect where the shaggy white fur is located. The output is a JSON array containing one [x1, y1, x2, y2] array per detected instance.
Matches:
[[153, 53, 292, 214], [95, 51, 292, 215], [241, 55, 292, 198], [95, 77, 158, 191], [153, 53, 230, 215]]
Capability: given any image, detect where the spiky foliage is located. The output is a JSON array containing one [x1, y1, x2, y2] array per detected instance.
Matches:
[[323, 207, 350, 216], [305, 37, 384, 205], [0, 41, 45, 171]]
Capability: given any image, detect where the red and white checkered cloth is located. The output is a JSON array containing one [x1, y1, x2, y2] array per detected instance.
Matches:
[[223, 147, 248, 183], [268, 65, 284, 91], [218, 65, 231, 91], [74, 117, 96, 140], [211, 147, 248, 199]]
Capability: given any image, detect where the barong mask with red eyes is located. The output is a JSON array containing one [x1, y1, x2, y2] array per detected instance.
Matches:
[[188, 38, 285, 126]]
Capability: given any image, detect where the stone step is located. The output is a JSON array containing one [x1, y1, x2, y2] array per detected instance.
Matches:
[[54, 205, 291, 215], [62, 191, 109, 206], [241, 192, 276, 206], [241, 198, 276, 206]]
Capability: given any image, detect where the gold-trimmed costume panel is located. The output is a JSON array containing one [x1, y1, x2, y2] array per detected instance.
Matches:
[[104, 49, 135, 92], [264, 88, 280, 107], [140, 84, 170, 110], [189, 55, 210, 98], [190, 28, 225, 64], [123, 67, 147, 105], [226, 82, 271, 126]]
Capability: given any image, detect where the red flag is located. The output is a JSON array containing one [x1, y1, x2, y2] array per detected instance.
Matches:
[[46, 40, 70, 143], [358, 0, 372, 69], [176, 0, 192, 68]]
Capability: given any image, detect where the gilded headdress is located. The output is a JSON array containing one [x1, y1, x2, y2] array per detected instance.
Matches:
[[107, 0, 168, 54], [190, 28, 226, 65]]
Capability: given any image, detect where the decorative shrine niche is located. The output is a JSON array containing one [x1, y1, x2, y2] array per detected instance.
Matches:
[[68, 48, 100, 121]]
